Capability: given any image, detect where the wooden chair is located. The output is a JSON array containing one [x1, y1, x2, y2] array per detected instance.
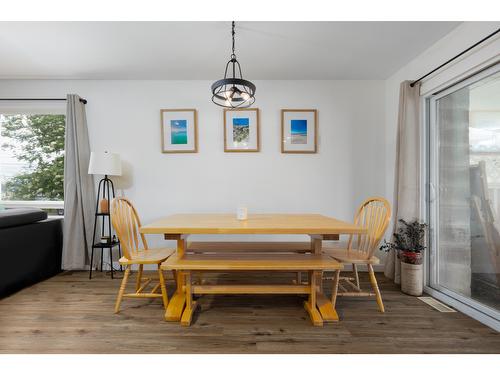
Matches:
[[323, 197, 391, 312], [110, 197, 175, 313]]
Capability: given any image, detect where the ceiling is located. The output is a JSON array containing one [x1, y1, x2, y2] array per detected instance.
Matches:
[[0, 21, 460, 80]]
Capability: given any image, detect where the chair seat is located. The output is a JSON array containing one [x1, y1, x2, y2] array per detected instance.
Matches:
[[119, 247, 175, 265], [322, 247, 380, 265]]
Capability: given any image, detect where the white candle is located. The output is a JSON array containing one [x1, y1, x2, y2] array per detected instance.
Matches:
[[237, 206, 248, 220]]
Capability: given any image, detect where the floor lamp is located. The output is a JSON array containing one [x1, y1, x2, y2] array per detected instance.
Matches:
[[88, 151, 122, 279]]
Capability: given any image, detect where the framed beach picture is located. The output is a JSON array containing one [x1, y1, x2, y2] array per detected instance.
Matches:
[[160, 109, 198, 153], [224, 108, 260, 152], [281, 109, 317, 153]]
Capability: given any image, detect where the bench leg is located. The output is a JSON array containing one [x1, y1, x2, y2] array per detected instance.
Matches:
[[304, 271, 323, 326], [181, 271, 197, 326]]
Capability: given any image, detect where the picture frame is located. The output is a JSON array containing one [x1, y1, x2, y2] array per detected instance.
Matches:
[[224, 108, 260, 152], [281, 109, 318, 153], [160, 109, 198, 153]]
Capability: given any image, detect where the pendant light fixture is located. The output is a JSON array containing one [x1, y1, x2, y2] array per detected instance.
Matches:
[[211, 21, 256, 108]]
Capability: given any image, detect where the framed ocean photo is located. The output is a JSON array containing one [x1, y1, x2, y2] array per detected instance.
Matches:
[[224, 108, 260, 152], [160, 109, 198, 153], [281, 109, 317, 153]]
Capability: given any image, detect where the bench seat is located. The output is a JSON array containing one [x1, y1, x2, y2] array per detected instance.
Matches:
[[162, 253, 342, 271]]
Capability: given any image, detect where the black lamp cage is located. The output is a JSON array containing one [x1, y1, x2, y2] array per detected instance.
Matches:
[[211, 21, 256, 108]]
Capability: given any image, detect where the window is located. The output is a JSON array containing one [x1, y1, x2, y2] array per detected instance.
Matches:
[[0, 102, 65, 215], [427, 64, 500, 326]]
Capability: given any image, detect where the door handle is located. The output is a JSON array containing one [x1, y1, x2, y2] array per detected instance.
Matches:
[[429, 183, 436, 203]]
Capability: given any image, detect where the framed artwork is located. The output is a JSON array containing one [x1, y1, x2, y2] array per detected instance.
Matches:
[[224, 108, 260, 152], [281, 109, 317, 153], [160, 109, 198, 153]]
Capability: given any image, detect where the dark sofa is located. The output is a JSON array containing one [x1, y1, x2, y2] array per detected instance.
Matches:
[[0, 208, 63, 297]]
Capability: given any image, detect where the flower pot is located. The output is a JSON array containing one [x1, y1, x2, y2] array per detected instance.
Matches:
[[401, 261, 423, 296]]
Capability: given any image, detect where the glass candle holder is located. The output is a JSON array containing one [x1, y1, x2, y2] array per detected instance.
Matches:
[[237, 206, 248, 220]]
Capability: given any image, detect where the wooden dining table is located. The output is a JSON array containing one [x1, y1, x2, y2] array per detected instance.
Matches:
[[140, 213, 367, 325]]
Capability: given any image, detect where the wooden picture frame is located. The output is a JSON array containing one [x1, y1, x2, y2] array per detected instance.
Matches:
[[281, 109, 318, 154], [224, 108, 260, 152], [160, 109, 198, 153]]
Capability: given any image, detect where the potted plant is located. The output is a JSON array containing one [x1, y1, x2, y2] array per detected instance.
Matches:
[[380, 219, 428, 296]]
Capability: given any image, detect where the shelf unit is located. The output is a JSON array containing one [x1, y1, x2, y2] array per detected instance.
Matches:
[[90, 175, 122, 279]]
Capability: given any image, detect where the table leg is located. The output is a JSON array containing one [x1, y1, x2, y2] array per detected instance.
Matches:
[[310, 236, 322, 293], [310, 235, 340, 322], [316, 290, 339, 321], [164, 237, 187, 322]]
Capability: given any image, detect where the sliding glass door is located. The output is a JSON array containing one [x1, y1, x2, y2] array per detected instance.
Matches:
[[428, 64, 500, 323]]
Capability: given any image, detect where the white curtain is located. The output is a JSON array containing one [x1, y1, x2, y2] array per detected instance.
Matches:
[[62, 94, 96, 270], [384, 81, 421, 283]]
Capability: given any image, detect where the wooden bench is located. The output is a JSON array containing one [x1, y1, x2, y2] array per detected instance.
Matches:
[[161, 253, 343, 326], [187, 240, 339, 253]]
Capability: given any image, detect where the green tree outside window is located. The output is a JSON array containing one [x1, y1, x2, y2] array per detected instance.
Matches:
[[1, 114, 65, 201]]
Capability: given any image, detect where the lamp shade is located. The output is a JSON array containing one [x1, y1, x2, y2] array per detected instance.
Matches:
[[88, 151, 122, 176]]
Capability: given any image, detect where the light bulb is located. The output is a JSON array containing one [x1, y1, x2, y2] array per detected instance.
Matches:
[[241, 92, 250, 101]]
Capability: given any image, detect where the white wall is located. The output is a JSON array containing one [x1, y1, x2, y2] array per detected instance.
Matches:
[[0, 79, 386, 249]]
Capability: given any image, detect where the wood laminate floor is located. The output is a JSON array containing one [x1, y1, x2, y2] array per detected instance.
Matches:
[[0, 271, 499, 354]]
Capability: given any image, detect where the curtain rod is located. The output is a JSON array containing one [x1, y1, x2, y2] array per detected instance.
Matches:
[[410, 27, 500, 87], [0, 98, 87, 104]]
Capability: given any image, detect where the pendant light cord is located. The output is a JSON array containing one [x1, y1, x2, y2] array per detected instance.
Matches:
[[231, 21, 236, 59]]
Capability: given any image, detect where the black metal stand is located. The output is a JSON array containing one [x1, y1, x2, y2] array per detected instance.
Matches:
[[89, 175, 122, 279]]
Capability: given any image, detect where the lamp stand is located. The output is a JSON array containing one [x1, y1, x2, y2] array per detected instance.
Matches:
[[89, 174, 122, 279]]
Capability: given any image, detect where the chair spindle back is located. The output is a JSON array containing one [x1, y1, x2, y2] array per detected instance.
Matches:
[[347, 197, 392, 259], [110, 197, 149, 260]]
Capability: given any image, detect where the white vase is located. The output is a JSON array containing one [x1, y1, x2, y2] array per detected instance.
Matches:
[[401, 262, 423, 296]]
